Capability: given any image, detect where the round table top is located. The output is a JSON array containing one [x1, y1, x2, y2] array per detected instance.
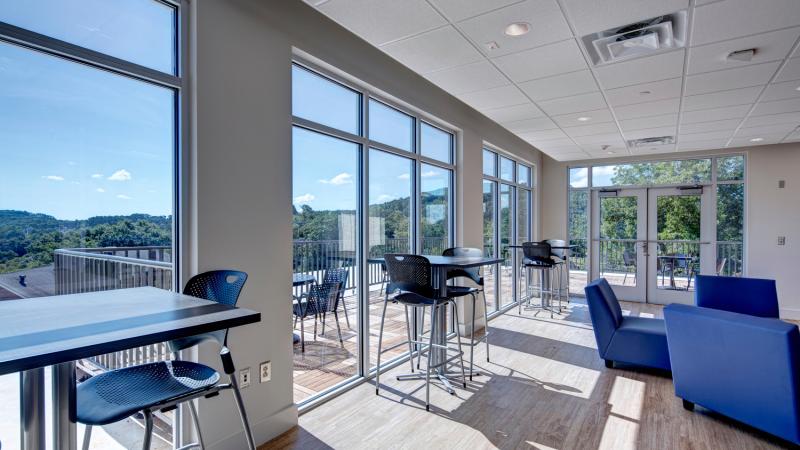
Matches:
[[292, 273, 316, 286]]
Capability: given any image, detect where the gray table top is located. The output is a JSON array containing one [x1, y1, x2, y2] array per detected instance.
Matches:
[[368, 255, 503, 268], [0, 286, 260, 375]]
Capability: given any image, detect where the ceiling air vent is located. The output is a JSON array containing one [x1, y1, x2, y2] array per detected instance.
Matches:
[[627, 136, 675, 148], [582, 11, 687, 66]]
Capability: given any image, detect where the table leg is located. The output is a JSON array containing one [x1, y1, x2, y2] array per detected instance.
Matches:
[[52, 361, 77, 450], [20, 368, 45, 450]]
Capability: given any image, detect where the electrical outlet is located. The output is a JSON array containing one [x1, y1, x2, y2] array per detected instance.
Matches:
[[259, 361, 271, 383], [239, 367, 251, 388], [778, 236, 786, 246]]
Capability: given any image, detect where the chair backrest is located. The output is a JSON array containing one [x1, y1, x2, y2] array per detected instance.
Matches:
[[622, 250, 636, 266], [522, 241, 552, 264], [169, 270, 248, 352], [312, 267, 349, 313], [584, 278, 624, 357], [716, 257, 727, 275], [383, 254, 435, 299], [443, 247, 482, 285], [545, 239, 567, 260], [674, 253, 691, 269], [695, 275, 779, 318]]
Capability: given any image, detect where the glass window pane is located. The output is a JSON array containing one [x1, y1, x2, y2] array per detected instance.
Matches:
[[593, 159, 711, 187], [717, 155, 745, 181], [499, 184, 514, 306], [482, 180, 496, 311], [717, 184, 744, 277], [292, 126, 360, 402], [292, 65, 360, 135], [599, 196, 638, 287], [0, 41, 175, 446], [568, 190, 588, 293], [420, 164, 451, 254], [483, 149, 496, 177], [518, 165, 531, 186], [420, 122, 452, 163], [569, 167, 588, 188], [369, 99, 414, 151], [656, 194, 701, 291], [0, 0, 176, 74], [500, 156, 514, 181]]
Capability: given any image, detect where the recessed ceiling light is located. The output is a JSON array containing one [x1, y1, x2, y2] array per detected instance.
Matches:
[[485, 41, 500, 51], [504, 22, 531, 37], [750, 137, 764, 142], [577, 116, 591, 122]]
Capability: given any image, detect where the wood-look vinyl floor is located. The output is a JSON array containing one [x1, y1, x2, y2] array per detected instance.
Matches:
[[267, 299, 794, 450]]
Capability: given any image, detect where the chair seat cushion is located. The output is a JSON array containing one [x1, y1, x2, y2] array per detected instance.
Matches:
[[447, 286, 478, 298], [394, 292, 450, 306], [606, 317, 671, 370], [77, 361, 220, 425]]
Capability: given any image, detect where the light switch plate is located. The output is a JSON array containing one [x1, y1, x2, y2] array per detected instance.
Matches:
[[260, 361, 271, 383], [778, 236, 786, 245]]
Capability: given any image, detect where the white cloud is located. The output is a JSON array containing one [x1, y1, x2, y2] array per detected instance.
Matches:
[[42, 175, 64, 181], [108, 169, 132, 181], [116, 194, 132, 200], [96, 188, 105, 193], [318, 172, 353, 185], [397, 173, 410, 180], [294, 193, 315, 204], [592, 166, 615, 176], [570, 168, 588, 187], [421, 170, 440, 178], [91, 173, 103, 179], [377, 194, 396, 202]]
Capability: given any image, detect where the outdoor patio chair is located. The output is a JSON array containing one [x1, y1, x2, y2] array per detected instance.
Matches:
[[293, 268, 349, 352]]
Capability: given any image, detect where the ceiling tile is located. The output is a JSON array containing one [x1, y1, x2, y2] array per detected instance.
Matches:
[[424, 60, 510, 95], [518, 128, 568, 141], [623, 126, 678, 141], [692, 0, 800, 46], [458, 84, 527, 109], [518, 70, 598, 101], [319, 0, 446, 46], [679, 118, 742, 134], [560, 0, 689, 36], [619, 114, 678, 132], [537, 92, 607, 116], [679, 130, 736, 141], [677, 140, 729, 151], [679, 104, 752, 123], [595, 50, 685, 90], [554, 152, 592, 161], [457, 0, 572, 57], [687, 27, 800, 75], [729, 135, 787, 147], [427, 0, 521, 22], [741, 111, 800, 127], [750, 98, 800, 116], [760, 80, 800, 102], [380, 26, 483, 73], [682, 86, 762, 111], [629, 144, 676, 155], [573, 133, 626, 146], [528, 138, 576, 147], [551, 108, 616, 127], [614, 98, 680, 120], [605, 78, 683, 107], [501, 116, 559, 133], [492, 39, 587, 82], [774, 58, 800, 83], [684, 62, 780, 96], [734, 123, 798, 137], [562, 121, 620, 137], [482, 102, 545, 122]]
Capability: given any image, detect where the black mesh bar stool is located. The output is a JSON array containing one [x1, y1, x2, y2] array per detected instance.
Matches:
[[545, 239, 569, 310], [375, 254, 467, 411], [77, 270, 256, 450], [442, 247, 490, 379], [521, 242, 557, 318]]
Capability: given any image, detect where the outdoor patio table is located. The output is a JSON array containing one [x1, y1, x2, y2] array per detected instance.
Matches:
[[369, 255, 502, 392], [0, 286, 260, 450], [657, 254, 697, 289]]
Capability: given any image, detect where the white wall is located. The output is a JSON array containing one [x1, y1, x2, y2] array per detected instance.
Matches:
[[189, 0, 542, 447], [540, 144, 800, 318]]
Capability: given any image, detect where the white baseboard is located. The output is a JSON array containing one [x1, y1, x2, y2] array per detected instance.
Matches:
[[780, 308, 800, 321], [208, 403, 298, 450]]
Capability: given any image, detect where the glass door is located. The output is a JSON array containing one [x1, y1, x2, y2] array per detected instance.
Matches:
[[591, 189, 646, 301], [646, 187, 713, 305]]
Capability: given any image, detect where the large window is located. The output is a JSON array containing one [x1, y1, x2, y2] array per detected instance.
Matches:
[[0, 2, 180, 447], [291, 62, 456, 404], [482, 148, 534, 311]]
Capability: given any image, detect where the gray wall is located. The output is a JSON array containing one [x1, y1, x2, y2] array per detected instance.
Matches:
[[189, 0, 542, 447], [540, 144, 800, 318]]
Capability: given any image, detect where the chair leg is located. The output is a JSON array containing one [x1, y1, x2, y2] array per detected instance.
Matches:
[[81, 424, 92, 450], [333, 311, 344, 347], [482, 289, 490, 362], [188, 400, 206, 450], [375, 299, 389, 394], [425, 305, 436, 411], [300, 314, 305, 353], [142, 410, 154, 450], [469, 293, 476, 381], [682, 399, 695, 411], [403, 305, 415, 373], [321, 312, 327, 336], [230, 374, 257, 450], [417, 308, 426, 370], [452, 301, 467, 389], [341, 298, 351, 329]]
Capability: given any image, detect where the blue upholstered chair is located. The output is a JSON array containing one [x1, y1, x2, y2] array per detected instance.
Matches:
[[695, 275, 779, 318], [664, 304, 800, 445], [584, 278, 670, 370]]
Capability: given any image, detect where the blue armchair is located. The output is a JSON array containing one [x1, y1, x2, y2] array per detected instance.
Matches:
[[695, 275, 779, 318], [664, 304, 800, 445], [584, 278, 670, 370]]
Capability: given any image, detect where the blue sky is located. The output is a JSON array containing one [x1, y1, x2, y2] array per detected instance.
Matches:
[[0, 40, 174, 220]]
